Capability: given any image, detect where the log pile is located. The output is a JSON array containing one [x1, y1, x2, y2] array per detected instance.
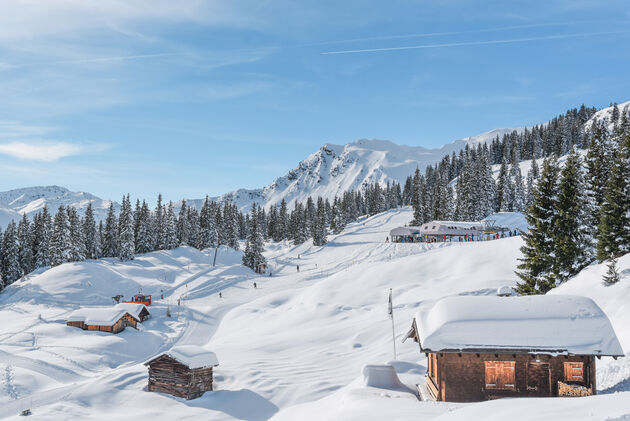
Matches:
[[557, 381, 593, 397]]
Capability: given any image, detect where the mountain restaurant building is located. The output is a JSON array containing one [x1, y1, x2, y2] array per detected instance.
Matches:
[[402, 295, 623, 402]]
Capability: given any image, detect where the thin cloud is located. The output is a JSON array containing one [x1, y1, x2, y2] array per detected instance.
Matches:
[[0, 141, 110, 161], [321, 30, 630, 55]]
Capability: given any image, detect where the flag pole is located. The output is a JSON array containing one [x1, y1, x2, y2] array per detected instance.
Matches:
[[389, 288, 397, 360]]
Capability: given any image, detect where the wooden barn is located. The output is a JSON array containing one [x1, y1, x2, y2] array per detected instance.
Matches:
[[403, 295, 623, 402], [66, 307, 141, 334], [145, 345, 219, 400]]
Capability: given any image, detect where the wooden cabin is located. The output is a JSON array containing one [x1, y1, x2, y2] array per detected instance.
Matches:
[[403, 295, 623, 402], [115, 302, 151, 322], [145, 345, 219, 400], [255, 263, 267, 274], [66, 307, 141, 334]]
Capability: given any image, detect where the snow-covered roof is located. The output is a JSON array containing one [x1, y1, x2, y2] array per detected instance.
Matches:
[[153, 345, 219, 369], [418, 221, 484, 235], [67, 307, 140, 326], [389, 227, 420, 236], [114, 302, 149, 318], [408, 295, 623, 356]]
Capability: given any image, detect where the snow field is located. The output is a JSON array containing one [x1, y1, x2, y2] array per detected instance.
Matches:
[[0, 207, 628, 420]]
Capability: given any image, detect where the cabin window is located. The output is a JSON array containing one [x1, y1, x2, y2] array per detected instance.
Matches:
[[484, 361, 515, 390], [564, 362, 584, 382]]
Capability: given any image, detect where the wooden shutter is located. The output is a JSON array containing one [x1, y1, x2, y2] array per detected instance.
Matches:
[[564, 362, 584, 382], [485, 361, 498, 388], [485, 361, 515, 390]]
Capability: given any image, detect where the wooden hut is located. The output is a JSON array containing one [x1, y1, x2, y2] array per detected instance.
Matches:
[[145, 345, 219, 400], [403, 295, 623, 402], [66, 307, 141, 334], [115, 302, 151, 322]]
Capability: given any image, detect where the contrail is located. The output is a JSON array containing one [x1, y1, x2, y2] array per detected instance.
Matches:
[[51, 53, 178, 65], [321, 30, 630, 55], [308, 21, 589, 46]]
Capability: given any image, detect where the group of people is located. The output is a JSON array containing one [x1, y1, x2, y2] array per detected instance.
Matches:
[[387, 229, 521, 244]]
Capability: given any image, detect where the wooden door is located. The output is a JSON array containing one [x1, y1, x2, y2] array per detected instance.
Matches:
[[527, 362, 551, 397]]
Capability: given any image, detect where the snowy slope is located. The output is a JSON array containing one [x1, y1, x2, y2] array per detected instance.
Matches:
[[0, 207, 628, 420], [0, 185, 119, 228]]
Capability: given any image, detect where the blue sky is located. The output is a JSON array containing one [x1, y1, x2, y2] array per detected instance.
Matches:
[[0, 0, 629, 202]]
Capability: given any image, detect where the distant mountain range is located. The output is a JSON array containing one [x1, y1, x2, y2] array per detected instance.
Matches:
[[0, 185, 119, 228], [1, 100, 627, 227]]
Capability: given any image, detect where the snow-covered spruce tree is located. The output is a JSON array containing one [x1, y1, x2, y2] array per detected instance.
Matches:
[[511, 162, 526, 212], [177, 199, 190, 246], [102, 203, 119, 258], [164, 202, 179, 249], [552, 148, 592, 283], [585, 121, 614, 236], [242, 204, 266, 272], [118, 195, 135, 261], [312, 197, 328, 246], [0, 227, 3, 289], [411, 168, 424, 225], [602, 258, 620, 285], [187, 207, 200, 249], [50, 206, 72, 267], [83, 203, 99, 259], [596, 130, 630, 261], [477, 152, 497, 219], [67, 206, 86, 262], [154, 194, 165, 250], [34, 206, 52, 267], [199, 196, 218, 249], [136, 201, 155, 254], [1, 221, 21, 286], [496, 154, 514, 212], [515, 156, 560, 295], [223, 202, 240, 250], [525, 158, 539, 209], [276, 199, 288, 241], [17, 214, 34, 276]]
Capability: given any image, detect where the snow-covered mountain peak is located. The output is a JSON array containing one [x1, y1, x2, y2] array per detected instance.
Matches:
[[0, 185, 120, 227]]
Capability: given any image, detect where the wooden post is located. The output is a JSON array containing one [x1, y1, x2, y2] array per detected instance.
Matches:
[[213, 247, 219, 267]]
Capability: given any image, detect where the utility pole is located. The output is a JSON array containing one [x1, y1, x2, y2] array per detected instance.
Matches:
[[388, 288, 397, 360]]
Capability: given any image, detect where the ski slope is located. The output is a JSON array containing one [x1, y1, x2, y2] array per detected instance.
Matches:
[[0, 207, 628, 420]]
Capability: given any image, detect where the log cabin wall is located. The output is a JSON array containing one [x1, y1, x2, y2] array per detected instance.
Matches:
[[147, 356, 214, 400], [433, 352, 594, 402]]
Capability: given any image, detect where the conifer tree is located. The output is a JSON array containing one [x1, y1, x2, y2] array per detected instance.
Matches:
[[602, 258, 620, 285], [50, 206, 72, 266], [34, 206, 52, 267], [67, 206, 86, 262], [83, 203, 99, 259], [553, 148, 591, 282], [312, 197, 328, 246], [596, 132, 630, 260], [17, 214, 34, 276], [164, 202, 179, 249], [516, 157, 560, 294], [118, 195, 135, 261], [136, 201, 155, 254], [155, 194, 165, 249], [177, 199, 190, 246], [199, 196, 218, 249], [1, 221, 21, 285], [102, 203, 119, 258], [242, 204, 266, 272]]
